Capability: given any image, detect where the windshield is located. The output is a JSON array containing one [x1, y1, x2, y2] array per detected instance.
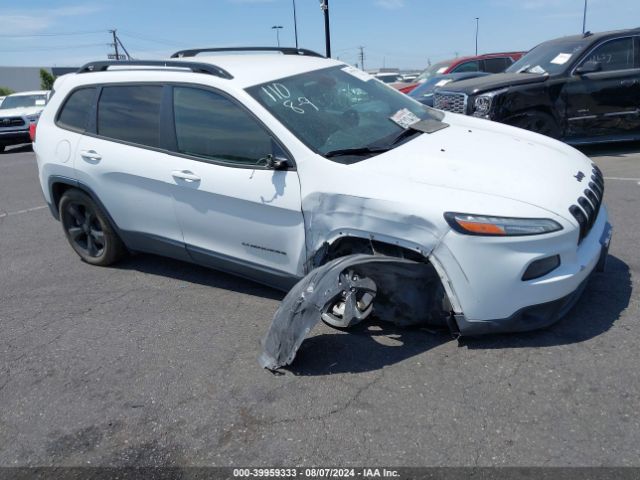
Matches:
[[376, 75, 402, 84], [415, 61, 452, 83], [409, 77, 455, 98], [0, 94, 48, 110], [247, 66, 442, 161], [506, 40, 585, 75]]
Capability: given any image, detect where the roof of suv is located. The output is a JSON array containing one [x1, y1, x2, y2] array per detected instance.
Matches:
[[72, 51, 344, 90], [177, 54, 343, 87], [540, 26, 640, 45]]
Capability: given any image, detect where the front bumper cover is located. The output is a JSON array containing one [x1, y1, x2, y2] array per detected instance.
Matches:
[[454, 222, 613, 336]]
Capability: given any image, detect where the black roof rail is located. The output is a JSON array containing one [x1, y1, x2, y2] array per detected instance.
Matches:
[[76, 60, 233, 79], [171, 46, 325, 59]]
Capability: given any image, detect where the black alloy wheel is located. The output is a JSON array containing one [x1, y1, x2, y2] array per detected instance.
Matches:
[[59, 189, 126, 266]]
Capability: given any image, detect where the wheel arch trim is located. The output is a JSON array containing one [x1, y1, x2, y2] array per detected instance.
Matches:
[[47, 175, 124, 238]]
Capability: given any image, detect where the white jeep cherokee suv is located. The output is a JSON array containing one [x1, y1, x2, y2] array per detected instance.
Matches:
[[34, 47, 611, 335]]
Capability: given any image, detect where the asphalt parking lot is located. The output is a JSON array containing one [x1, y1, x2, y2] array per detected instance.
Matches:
[[0, 143, 638, 467]]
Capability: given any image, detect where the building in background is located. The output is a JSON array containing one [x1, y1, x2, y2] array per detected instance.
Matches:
[[0, 67, 78, 93]]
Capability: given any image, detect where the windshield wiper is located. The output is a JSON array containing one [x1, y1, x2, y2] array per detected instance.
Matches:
[[324, 146, 391, 158], [384, 127, 423, 148]]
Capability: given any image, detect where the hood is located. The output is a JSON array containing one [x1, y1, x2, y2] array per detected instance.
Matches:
[[350, 114, 593, 221], [0, 106, 43, 118], [442, 72, 549, 94]]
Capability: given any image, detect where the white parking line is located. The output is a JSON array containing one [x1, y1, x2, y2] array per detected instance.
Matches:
[[604, 176, 640, 182], [0, 205, 48, 218]]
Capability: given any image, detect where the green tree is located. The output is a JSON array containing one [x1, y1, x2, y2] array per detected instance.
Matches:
[[40, 69, 55, 90], [0, 86, 14, 96]]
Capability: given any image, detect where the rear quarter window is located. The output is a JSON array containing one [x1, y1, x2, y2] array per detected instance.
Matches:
[[97, 85, 163, 148], [57, 88, 95, 132]]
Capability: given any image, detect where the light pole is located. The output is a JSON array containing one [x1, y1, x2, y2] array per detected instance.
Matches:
[[271, 25, 283, 47], [475, 17, 479, 56], [319, 0, 331, 58], [292, 0, 299, 49], [582, 0, 588, 33]]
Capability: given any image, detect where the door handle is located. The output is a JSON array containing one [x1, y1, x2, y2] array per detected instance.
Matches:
[[171, 170, 201, 182], [80, 150, 102, 161], [621, 79, 637, 87]]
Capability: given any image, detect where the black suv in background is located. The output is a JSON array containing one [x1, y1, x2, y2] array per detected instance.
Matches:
[[434, 28, 640, 145]]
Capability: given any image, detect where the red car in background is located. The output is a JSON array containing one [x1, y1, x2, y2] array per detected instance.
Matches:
[[399, 51, 526, 93]]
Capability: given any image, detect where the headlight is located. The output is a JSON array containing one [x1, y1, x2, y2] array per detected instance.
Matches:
[[444, 212, 563, 236], [471, 88, 507, 118], [26, 113, 40, 122]]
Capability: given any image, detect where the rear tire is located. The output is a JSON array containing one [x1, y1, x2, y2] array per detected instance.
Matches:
[[506, 111, 560, 139], [59, 189, 126, 266]]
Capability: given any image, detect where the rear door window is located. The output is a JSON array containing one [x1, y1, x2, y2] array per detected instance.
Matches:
[[57, 88, 95, 132], [97, 85, 163, 147]]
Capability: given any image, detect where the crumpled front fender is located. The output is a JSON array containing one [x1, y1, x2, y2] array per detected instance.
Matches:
[[259, 254, 448, 370]]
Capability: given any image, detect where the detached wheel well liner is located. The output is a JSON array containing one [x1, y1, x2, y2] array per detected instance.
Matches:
[[312, 235, 453, 329], [319, 235, 426, 265]]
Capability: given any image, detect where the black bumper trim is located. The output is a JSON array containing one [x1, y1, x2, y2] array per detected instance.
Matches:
[[0, 130, 30, 145]]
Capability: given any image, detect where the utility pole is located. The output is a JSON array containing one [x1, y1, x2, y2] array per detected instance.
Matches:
[[272, 25, 283, 47], [292, 0, 299, 49], [582, 0, 588, 33], [359, 46, 365, 71], [319, 0, 331, 58], [110, 29, 120, 60], [116, 36, 132, 60], [474, 18, 479, 56]]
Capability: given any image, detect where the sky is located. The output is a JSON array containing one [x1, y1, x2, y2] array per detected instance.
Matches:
[[0, 0, 638, 70]]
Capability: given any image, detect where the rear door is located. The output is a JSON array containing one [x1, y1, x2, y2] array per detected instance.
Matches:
[[74, 84, 190, 259], [564, 36, 640, 140], [168, 85, 306, 288]]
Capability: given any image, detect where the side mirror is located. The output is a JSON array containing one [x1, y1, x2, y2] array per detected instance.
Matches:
[[264, 154, 291, 170], [575, 60, 602, 75]]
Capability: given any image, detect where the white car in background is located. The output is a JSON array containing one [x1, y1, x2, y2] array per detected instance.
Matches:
[[0, 90, 49, 152], [33, 47, 610, 341]]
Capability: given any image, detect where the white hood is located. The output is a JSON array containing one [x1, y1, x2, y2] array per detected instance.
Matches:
[[0, 106, 43, 118], [352, 114, 595, 221]]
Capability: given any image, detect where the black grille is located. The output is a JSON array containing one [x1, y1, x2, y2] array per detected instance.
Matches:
[[0, 117, 25, 127], [569, 165, 604, 244]]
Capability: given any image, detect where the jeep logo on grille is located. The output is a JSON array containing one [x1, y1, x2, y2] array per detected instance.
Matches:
[[574, 171, 586, 182]]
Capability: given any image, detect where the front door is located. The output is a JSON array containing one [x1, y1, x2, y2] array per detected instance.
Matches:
[[168, 86, 306, 289], [564, 36, 640, 140]]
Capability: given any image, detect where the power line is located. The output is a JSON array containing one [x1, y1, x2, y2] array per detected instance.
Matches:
[[119, 31, 186, 47], [0, 43, 107, 53], [0, 30, 105, 38]]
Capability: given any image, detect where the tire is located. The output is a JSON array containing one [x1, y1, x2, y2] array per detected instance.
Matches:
[[506, 111, 560, 139], [59, 189, 126, 266], [0, 145, 5, 153]]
